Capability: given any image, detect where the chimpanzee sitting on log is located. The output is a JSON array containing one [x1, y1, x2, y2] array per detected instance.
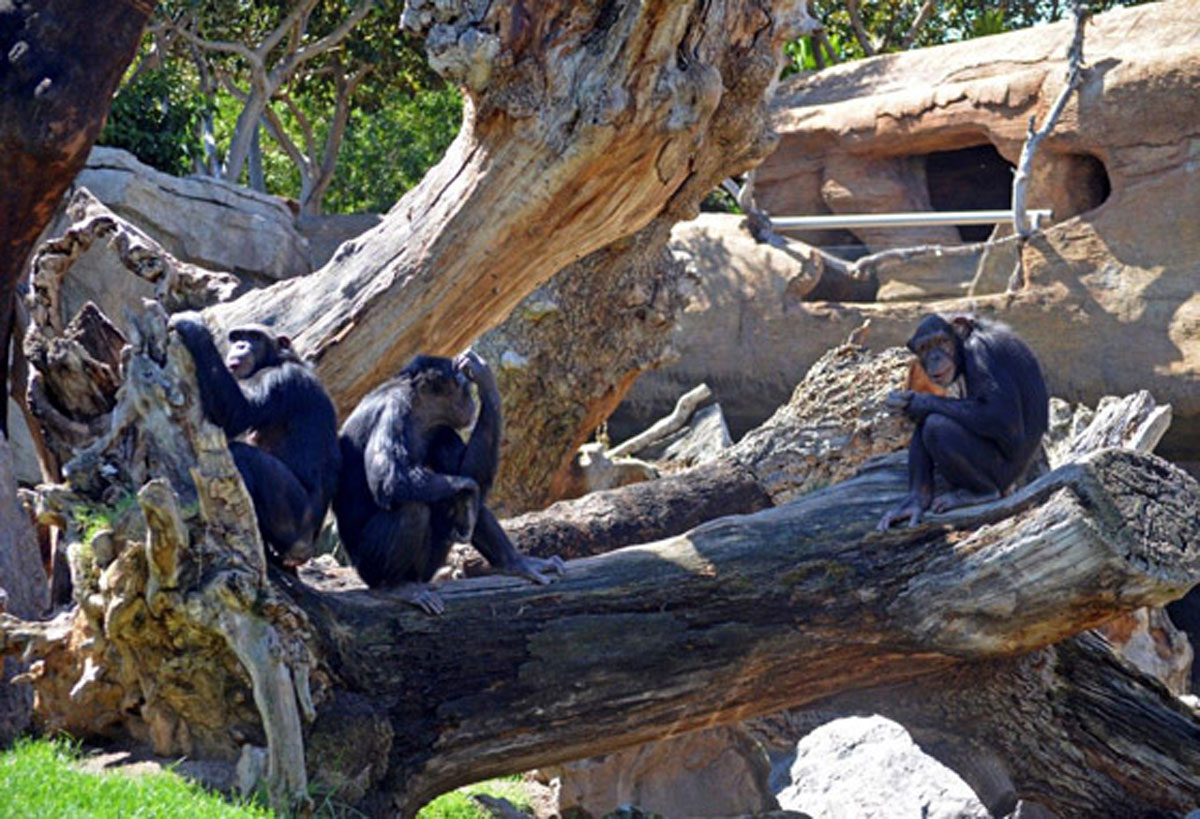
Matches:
[[334, 351, 565, 615], [171, 313, 340, 568], [877, 313, 1048, 530]]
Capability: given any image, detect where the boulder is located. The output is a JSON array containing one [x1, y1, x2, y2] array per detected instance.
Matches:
[[76, 147, 310, 281], [617, 2, 1200, 465], [776, 716, 989, 819], [552, 724, 778, 819]]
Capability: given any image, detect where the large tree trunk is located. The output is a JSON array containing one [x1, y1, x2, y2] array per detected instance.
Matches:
[[207, 0, 813, 419], [0, 0, 152, 433]]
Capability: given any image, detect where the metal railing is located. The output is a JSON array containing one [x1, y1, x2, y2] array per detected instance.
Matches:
[[770, 209, 1052, 231]]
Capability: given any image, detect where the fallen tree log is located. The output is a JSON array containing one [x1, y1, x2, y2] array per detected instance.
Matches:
[[815, 630, 1200, 817], [286, 445, 1200, 814]]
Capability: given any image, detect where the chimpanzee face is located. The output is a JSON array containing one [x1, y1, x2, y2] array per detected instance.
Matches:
[[417, 368, 475, 429], [227, 327, 287, 379], [910, 329, 959, 387]]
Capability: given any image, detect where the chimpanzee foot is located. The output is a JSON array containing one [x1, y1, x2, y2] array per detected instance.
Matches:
[[930, 488, 1001, 514], [876, 494, 927, 531], [389, 582, 446, 616], [503, 554, 566, 585]]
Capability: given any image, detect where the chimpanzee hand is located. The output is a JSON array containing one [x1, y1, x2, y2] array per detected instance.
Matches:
[[885, 389, 934, 421], [168, 311, 211, 346], [501, 554, 566, 585], [454, 349, 494, 387], [885, 390, 914, 413]]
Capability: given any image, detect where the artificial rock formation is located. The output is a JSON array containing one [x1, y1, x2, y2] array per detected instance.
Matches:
[[75, 147, 311, 282], [618, 1, 1200, 467]]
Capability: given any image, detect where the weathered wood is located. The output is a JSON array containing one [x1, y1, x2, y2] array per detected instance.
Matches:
[[819, 631, 1200, 816], [0, 0, 152, 433], [22, 190, 240, 480], [449, 456, 773, 574], [608, 383, 713, 458], [207, 0, 814, 419], [287, 446, 1200, 814], [8, 307, 316, 812]]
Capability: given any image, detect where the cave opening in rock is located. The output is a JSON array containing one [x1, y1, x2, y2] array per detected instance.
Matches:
[[925, 144, 1016, 242]]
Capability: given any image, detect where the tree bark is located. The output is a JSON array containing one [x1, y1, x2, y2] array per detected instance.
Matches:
[[207, 0, 814, 419], [0, 0, 153, 433], [449, 456, 773, 575], [819, 631, 1200, 817]]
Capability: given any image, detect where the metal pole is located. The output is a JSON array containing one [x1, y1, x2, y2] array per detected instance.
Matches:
[[771, 210, 1052, 231]]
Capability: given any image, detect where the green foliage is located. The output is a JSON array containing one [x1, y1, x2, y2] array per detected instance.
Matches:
[[0, 738, 270, 819], [323, 85, 462, 214], [789, 0, 1151, 73], [417, 775, 532, 819], [99, 65, 209, 177]]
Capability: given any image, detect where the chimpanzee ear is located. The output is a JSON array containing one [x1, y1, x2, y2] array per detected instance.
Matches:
[[276, 335, 292, 351], [950, 315, 974, 340]]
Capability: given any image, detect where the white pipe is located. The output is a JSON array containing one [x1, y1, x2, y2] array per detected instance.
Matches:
[[771, 210, 1052, 231]]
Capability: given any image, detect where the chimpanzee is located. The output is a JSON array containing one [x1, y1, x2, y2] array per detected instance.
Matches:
[[877, 313, 1048, 530], [334, 350, 565, 614], [170, 313, 340, 567]]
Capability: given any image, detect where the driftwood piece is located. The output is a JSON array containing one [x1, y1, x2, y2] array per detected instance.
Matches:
[[1008, 1, 1088, 290], [608, 383, 713, 458], [21, 190, 239, 480]]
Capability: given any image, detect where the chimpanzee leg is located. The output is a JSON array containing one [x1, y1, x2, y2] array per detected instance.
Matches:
[[921, 414, 1009, 513], [354, 501, 455, 585], [229, 442, 315, 566], [877, 428, 937, 530], [352, 502, 452, 615]]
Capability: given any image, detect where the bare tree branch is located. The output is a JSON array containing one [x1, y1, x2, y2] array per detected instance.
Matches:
[[897, 0, 938, 50], [1009, 0, 1088, 290], [846, 0, 878, 55]]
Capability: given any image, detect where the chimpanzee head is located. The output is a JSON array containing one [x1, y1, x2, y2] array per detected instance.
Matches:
[[226, 325, 294, 379], [907, 314, 972, 387], [401, 355, 475, 430]]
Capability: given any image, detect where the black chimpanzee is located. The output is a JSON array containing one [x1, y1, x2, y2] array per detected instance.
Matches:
[[170, 313, 340, 567], [334, 350, 564, 614], [877, 313, 1048, 530]]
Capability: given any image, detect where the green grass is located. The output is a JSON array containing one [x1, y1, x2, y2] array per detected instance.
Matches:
[[0, 738, 270, 819], [417, 775, 533, 819], [0, 739, 535, 819]]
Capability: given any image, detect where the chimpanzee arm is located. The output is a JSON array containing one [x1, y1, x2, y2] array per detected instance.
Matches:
[[454, 351, 502, 497], [169, 313, 255, 436], [364, 395, 477, 509], [905, 389, 1025, 458], [472, 505, 565, 583]]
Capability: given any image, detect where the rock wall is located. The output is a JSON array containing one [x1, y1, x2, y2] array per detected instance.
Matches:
[[75, 147, 311, 281], [617, 1, 1200, 464]]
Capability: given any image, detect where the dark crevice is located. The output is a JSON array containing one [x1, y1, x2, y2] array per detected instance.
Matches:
[[925, 144, 1015, 242]]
